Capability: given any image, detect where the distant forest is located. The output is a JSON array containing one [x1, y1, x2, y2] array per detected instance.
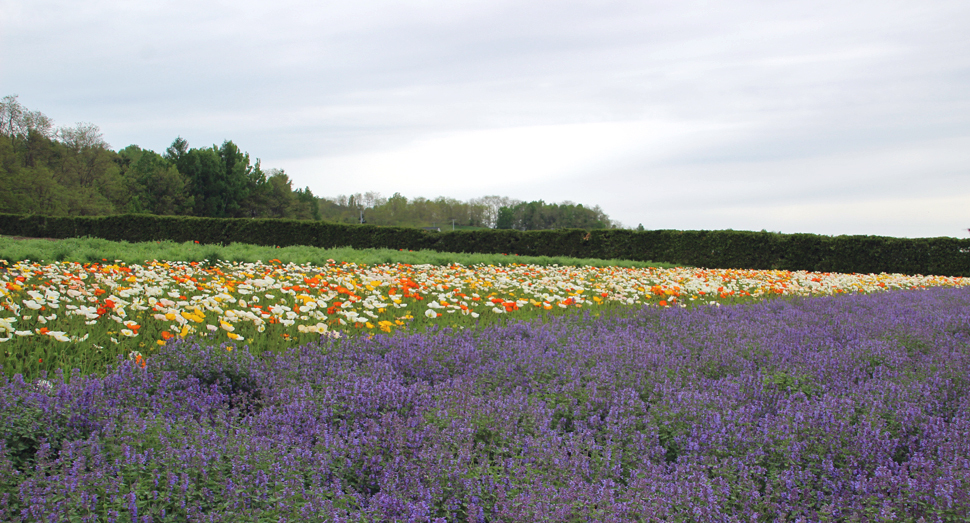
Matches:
[[0, 95, 622, 231]]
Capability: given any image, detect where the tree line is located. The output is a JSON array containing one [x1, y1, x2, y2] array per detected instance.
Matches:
[[0, 95, 318, 220], [318, 193, 619, 230], [0, 95, 622, 230]]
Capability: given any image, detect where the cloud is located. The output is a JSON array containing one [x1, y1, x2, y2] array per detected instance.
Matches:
[[279, 118, 728, 195], [679, 195, 970, 239], [550, 135, 970, 236], [2, 0, 969, 237]]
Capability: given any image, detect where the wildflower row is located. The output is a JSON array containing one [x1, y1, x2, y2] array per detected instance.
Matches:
[[1, 257, 967, 377]]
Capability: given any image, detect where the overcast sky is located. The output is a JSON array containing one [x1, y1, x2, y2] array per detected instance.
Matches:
[[2, 0, 969, 237]]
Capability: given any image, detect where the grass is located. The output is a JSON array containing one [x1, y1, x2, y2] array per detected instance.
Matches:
[[0, 235, 675, 269]]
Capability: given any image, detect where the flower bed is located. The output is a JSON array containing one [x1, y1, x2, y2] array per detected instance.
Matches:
[[2, 257, 966, 380], [2, 287, 969, 521]]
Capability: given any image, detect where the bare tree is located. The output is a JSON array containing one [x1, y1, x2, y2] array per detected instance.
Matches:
[[22, 110, 54, 138], [0, 95, 55, 139], [57, 122, 109, 151], [362, 191, 385, 208], [0, 95, 22, 137], [54, 122, 113, 189]]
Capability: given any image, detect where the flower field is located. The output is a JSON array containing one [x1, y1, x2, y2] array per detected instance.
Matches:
[[1, 257, 967, 380], [1, 284, 969, 521], [2, 248, 970, 521]]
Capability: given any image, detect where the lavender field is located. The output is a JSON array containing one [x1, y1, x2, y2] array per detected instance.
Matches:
[[2, 287, 969, 522]]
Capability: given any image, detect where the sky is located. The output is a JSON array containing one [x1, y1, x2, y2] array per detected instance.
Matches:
[[2, 0, 969, 238]]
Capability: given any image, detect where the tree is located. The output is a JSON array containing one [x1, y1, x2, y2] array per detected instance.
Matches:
[[0, 95, 54, 141], [179, 145, 223, 217], [362, 191, 385, 209], [173, 139, 254, 218], [164, 136, 188, 163], [217, 140, 255, 218], [147, 164, 194, 215], [496, 206, 515, 229], [293, 186, 320, 220], [471, 195, 521, 228], [0, 99, 329, 220], [238, 165, 269, 218], [263, 170, 297, 218], [56, 122, 117, 190], [24, 129, 56, 168], [347, 193, 366, 223], [57, 122, 108, 151], [119, 145, 193, 215], [0, 136, 70, 215], [495, 200, 615, 230], [0, 95, 24, 139], [21, 166, 71, 215]]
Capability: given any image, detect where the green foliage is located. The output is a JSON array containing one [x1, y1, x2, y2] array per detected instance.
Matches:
[[762, 370, 821, 398], [178, 144, 235, 217]]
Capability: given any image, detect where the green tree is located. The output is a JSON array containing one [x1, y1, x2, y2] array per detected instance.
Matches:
[[496, 206, 515, 229], [0, 109, 70, 216], [496, 200, 615, 230], [164, 136, 188, 163], [118, 145, 194, 215], [178, 145, 223, 216], [368, 192, 409, 226], [217, 141, 254, 218], [173, 140, 253, 218], [0, 163, 71, 215], [23, 129, 56, 168], [263, 170, 297, 218], [238, 166, 268, 218], [293, 185, 320, 220]]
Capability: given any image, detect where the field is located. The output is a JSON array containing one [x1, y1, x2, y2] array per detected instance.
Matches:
[[1, 236, 969, 521]]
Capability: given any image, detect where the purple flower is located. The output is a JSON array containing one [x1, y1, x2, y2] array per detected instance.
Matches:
[[1, 287, 968, 520]]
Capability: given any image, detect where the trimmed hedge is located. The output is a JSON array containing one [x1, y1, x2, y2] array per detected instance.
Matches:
[[1, 213, 968, 276]]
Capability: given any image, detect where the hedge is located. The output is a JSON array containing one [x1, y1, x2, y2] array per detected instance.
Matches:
[[1, 214, 968, 276]]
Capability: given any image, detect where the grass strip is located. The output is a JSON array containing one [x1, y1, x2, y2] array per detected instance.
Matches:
[[0, 235, 676, 269]]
